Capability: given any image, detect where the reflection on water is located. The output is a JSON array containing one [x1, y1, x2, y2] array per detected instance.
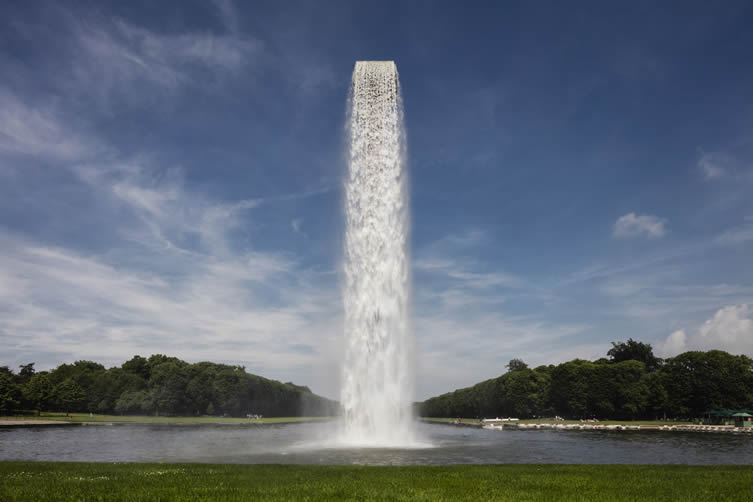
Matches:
[[1, 422, 752, 465]]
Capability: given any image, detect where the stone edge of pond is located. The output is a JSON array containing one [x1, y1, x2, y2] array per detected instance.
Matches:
[[421, 419, 753, 434]]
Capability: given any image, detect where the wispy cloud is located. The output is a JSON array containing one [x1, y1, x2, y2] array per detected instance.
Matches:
[[715, 216, 753, 245], [0, 226, 340, 372], [415, 258, 529, 291], [0, 89, 100, 161], [291, 218, 306, 237], [697, 148, 753, 181], [698, 151, 731, 179], [0, 2, 262, 114], [414, 229, 535, 293], [0, 14, 341, 395], [613, 212, 667, 239], [0, 155, 343, 392], [71, 161, 263, 257], [68, 17, 260, 104], [414, 308, 590, 397], [212, 0, 240, 36], [411, 229, 587, 397]]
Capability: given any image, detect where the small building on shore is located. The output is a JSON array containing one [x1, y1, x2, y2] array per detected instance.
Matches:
[[732, 412, 753, 428], [702, 409, 753, 426]]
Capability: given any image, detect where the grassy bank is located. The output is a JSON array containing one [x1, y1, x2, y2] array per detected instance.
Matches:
[[421, 417, 694, 426], [1, 413, 332, 425], [1, 462, 751, 501]]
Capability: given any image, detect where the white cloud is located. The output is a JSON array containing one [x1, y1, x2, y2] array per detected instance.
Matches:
[[613, 212, 667, 239], [0, 210, 342, 395], [698, 151, 730, 179], [660, 304, 753, 357], [697, 304, 753, 353], [662, 329, 687, 356]]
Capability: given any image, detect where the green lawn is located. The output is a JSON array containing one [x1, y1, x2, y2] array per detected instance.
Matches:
[[2, 413, 332, 425], [1, 463, 751, 501]]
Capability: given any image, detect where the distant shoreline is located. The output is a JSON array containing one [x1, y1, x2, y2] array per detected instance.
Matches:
[[420, 417, 753, 434], [0, 414, 334, 427], [4, 416, 750, 434]]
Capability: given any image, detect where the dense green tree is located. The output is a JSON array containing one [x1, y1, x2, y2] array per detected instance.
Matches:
[[18, 363, 36, 383], [213, 367, 242, 415], [662, 350, 753, 416], [46, 361, 107, 412], [149, 362, 188, 416], [122, 355, 150, 380], [501, 368, 550, 417], [506, 359, 529, 372], [53, 378, 86, 413], [0, 372, 21, 414], [608, 339, 661, 372], [147, 355, 184, 372], [23, 373, 54, 414], [115, 390, 153, 415], [610, 360, 649, 419], [0, 354, 333, 418], [420, 345, 753, 421], [89, 368, 145, 413], [644, 371, 670, 419], [549, 360, 594, 417], [186, 364, 216, 416]]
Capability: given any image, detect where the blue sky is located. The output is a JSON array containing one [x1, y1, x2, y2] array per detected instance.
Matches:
[[1, 0, 753, 399]]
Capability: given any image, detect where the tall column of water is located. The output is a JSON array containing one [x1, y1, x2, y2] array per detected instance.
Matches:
[[340, 61, 415, 446]]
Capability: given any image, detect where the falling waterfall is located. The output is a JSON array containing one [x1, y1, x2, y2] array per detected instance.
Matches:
[[340, 61, 416, 446]]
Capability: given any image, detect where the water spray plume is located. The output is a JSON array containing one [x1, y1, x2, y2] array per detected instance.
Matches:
[[339, 61, 417, 447]]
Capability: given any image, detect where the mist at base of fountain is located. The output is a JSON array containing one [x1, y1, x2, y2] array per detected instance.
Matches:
[[338, 61, 418, 447]]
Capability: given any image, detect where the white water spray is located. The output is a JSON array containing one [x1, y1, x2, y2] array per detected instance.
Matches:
[[339, 61, 416, 446]]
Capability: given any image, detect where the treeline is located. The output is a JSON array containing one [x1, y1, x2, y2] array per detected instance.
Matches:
[[419, 340, 753, 420], [0, 355, 338, 417]]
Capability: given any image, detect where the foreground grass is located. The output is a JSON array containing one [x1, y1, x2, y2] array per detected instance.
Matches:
[[1, 463, 751, 501], [1, 413, 332, 425], [422, 417, 694, 426]]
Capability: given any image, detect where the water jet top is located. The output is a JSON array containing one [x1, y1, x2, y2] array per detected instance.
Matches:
[[354, 61, 397, 70]]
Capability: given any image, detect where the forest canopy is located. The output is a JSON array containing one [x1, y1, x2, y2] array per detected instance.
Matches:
[[0, 355, 337, 417], [419, 340, 753, 420], [3, 341, 752, 421]]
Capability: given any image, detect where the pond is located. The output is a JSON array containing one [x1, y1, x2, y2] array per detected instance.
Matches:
[[1, 421, 752, 465]]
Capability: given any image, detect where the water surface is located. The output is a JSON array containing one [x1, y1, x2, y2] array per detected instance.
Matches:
[[1, 422, 751, 465]]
